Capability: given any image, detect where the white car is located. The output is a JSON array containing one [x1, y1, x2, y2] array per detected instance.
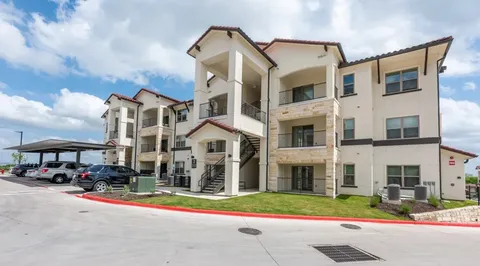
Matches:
[[26, 169, 38, 178]]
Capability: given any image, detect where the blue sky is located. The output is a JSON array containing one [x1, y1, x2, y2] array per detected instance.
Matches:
[[0, 0, 479, 174]]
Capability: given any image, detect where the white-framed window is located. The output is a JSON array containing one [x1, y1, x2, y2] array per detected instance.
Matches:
[[385, 68, 418, 94], [343, 164, 355, 186], [177, 109, 188, 122], [343, 74, 355, 95], [343, 118, 355, 139], [175, 135, 186, 148], [386, 116, 419, 139], [175, 161, 185, 174], [387, 165, 420, 188]]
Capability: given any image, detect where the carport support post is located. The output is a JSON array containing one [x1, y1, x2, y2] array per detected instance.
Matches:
[[39, 152, 44, 165], [55, 152, 59, 161], [76, 149, 81, 164]]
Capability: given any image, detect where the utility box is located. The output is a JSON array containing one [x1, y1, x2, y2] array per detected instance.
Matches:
[[129, 175, 156, 193]]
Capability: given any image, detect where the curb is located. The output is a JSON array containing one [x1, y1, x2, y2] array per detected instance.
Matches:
[[81, 194, 480, 228]]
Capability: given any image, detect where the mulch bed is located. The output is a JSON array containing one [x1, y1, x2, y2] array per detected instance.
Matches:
[[88, 191, 171, 201], [377, 200, 444, 219]]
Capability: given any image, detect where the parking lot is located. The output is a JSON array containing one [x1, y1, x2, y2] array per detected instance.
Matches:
[[0, 174, 86, 194]]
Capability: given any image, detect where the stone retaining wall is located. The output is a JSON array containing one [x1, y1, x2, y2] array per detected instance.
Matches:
[[410, 206, 480, 223]]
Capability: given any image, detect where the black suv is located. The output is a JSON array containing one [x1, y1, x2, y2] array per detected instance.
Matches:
[[73, 164, 140, 192]]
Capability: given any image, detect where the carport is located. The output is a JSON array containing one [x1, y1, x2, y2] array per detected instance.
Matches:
[[4, 139, 116, 164]]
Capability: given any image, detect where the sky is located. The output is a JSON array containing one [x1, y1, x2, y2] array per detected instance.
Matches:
[[0, 0, 479, 174]]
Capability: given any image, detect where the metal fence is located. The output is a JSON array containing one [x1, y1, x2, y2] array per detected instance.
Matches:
[[278, 130, 326, 148], [141, 144, 156, 153], [279, 83, 327, 105], [109, 131, 118, 139], [241, 102, 266, 123], [143, 117, 158, 128], [199, 102, 227, 119]]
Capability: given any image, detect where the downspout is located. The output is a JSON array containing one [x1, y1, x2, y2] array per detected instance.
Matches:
[[266, 66, 274, 191], [436, 57, 444, 199], [170, 106, 177, 175], [133, 104, 140, 171]]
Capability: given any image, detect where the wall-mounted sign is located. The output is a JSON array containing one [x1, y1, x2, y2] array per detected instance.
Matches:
[[449, 160, 455, 166], [192, 159, 197, 169]]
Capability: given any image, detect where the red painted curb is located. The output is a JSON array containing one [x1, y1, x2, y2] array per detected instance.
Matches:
[[81, 194, 480, 228]]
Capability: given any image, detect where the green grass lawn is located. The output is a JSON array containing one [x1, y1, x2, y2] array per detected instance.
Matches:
[[443, 200, 478, 209], [134, 193, 403, 220]]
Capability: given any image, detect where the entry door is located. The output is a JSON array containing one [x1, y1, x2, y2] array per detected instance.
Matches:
[[160, 163, 167, 176], [292, 166, 313, 191], [292, 125, 314, 147]]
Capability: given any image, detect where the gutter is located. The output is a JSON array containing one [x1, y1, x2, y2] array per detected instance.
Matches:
[[133, 104, 140, 171], [265, 66, 274, 191], [436, 57, 444, 199], [170, 106, 177, 175]]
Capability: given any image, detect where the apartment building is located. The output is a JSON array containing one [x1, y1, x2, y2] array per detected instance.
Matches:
[[102, 26, 477, 200]]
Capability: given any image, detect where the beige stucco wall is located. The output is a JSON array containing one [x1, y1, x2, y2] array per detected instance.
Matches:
[[441, 149, 468, 200], [240, 157, 259, 189], [339, 145, 374, 196]]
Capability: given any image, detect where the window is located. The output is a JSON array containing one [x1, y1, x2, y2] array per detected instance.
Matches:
[[386, 116, 419, 139], [387, 165, 420, 188], [86, 165, 104, 173], [343, 164, 355, 186], [343, 74, 354, 95], [292, 84, 314, 103], [385, 68, 418, 94], [175, 161, 185, 174], [177, 109, 188, 122], [292, 125, 314, 147], [65, 163, 76, 170], [45, 162, 63, 168], [176, 135, 186, 148], [343, 119, 355, 139]]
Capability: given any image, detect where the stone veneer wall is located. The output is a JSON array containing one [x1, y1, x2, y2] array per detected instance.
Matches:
[[268, 98, 340, 196], [410, 206, 480, 223]]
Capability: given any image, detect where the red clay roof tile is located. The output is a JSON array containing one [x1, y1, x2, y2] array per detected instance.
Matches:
[[186, 119, 238, 138], [441, 145, 477, 158], [133, 88, 181, 103], [105, 93, 143, 105]]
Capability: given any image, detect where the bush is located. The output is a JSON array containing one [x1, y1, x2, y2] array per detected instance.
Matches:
[[428, 195, 440, 208], [121, 185, 130, 196], [369, 196, 381, 208], [398, 204, 412, 215], [465, 175, 478, 184], [106, 185, 113, 194]]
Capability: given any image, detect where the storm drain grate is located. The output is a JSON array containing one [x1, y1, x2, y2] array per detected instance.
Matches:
[[312, 245, 382, 263], [238, 227, 262, 236]]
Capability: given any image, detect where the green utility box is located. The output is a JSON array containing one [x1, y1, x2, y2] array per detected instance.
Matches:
[[129, 175, 156, 193]]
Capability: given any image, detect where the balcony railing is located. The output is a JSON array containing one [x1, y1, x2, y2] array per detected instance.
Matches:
[[207, 141, 226, 153], [109, 131, 118, 139], [199, 102, 227, 119], [141, 144, 156, 153], [160, 145, 168, 153], [278, 130, 326, 148], [241, 102, 266, 123], [143, 117, 158, 128], [279, 82, 327, 105]]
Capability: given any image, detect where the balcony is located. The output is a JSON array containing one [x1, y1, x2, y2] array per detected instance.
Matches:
[[241, 102, 266, 123], [143, 117, 158, 128], [207, 140, 226, 153], [279, 82, 326, 105], [109, 131, 118, 139], [278, 130, 326, 148], [199, 102, 227, 119], [141, 144, 156, 153]]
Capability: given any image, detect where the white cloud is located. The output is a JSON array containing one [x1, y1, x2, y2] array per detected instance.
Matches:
[[0, 88, 107, 130], [0, 0, 478, 84], [0, 81, 8, 90], [463, 81, 476, 91], [440, 85, 455, 97]]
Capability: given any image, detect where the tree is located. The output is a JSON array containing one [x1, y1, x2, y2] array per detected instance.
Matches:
[[465, 174, 478, 184], [11, 152, 27, 164]]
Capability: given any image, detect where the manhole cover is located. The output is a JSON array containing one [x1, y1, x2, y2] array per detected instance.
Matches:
[[312, 245, 382, 263], [238, 227, 262, 236], [78, 211, 89, 213], [340, 223, 361, 230]]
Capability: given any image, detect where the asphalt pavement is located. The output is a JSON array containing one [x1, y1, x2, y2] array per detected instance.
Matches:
[[0, 175, 479, 266]]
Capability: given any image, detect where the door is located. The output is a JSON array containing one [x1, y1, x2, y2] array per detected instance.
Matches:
[[119, 166, 135, 184], [160, 163, 167, 177], [64, 163, 77, 179], [292, 125, 314, 147], [292, 166, 313, 191], [105, 166, 123, 186]]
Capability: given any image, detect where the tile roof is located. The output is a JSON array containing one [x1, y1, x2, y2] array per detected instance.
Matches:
[[168, 99, 194, 108], [133, 88, 181, 103], [441, 145, 478, 158], [255, 41, 270, 46], [105, 93, 143, 105], [186, 119, 238, 138], [186, 26, 277, 67], [101, 110, 108, 118], [340, 36, 453, 68]]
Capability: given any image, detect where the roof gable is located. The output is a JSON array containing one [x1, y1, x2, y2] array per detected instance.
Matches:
[[263, 38, 347, 63], [105, 93, 142, 105], [133, 88, 181, 103], [186, 119, 237, 138]]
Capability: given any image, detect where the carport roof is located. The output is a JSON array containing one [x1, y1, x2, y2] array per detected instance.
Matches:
[[4, 139, 116, 153]]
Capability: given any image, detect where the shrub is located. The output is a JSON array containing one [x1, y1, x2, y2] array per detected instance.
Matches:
[[121, 185, 130, 196], [465, 175, 478, 184], [398, 204, 412, 215], [105, 185, 113, 193], [369, 196, 381, 208], [428, 195, 440, 208], [149, 188, 156, 196]]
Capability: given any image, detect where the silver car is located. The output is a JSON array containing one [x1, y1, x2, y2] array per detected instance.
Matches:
[[36, 161, 87, 184]]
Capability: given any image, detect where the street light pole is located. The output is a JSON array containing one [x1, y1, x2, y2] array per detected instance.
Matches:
[[15, 131, 23, 164]]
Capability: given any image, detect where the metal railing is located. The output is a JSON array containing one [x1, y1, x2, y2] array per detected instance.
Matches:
[[207, 143, 226, 153], [160, 145, 168, 153], [279, 82, 327, 105], [141, 144, 156, 153], [109, 131, 118, 139], [278, 130, 326, 148], [142, 117, 158, 128], [241, 102, 266, 123], [126, 131, 134, 138], [199, 102, 227, 119], [277, 177, 327, 194]]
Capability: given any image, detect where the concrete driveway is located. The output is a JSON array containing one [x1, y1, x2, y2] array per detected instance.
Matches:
[[0, 177, 479, 266]]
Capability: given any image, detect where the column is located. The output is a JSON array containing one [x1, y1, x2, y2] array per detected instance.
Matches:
[[117, 147, 125, 166], [75, 149, 81, 164], [55, 152, 60, 161], [326, 63, 335, 99], [39, 152, 44, 165], [107, 109, 115, 138], [260, 74, 268, 113], [190, 140, 206, 192], [325, 108, 337, 198], [258, 137, 267, 191], [227, 49, 243, 128], [157, 106, 164, 127], [224, 134, 241, 196], [118, 106, 128, 143], [193, 60, 208, 125]]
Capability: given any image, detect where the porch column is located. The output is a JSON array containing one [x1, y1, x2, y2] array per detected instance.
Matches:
[[227, 49, 243, 128], [157, 106, 164, 127], [107, 109, 115, 138], [117, 147, 126, 166], [258, 137, 267, 191], [325, 107, 337, 198], [193, 61, 208, 125], [190, 141, 206, 192], [54, 152, 60, 161], [39, 152, 44, 165], [225, 134, 241, 196], [326, 63, 336, 99], [118, 106, 128, 141], [75, 149, 81, 164], [260, 74, 268, 113]]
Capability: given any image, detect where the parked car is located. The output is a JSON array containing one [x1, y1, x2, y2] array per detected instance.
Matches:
[[73, 164, 140, 192], [36, 161, 88, 184], [25, 168, 39, 178], [11, 164, 38, 177]]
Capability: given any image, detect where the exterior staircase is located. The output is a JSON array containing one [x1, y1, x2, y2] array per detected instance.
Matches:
[[199, 136, 258, 194]]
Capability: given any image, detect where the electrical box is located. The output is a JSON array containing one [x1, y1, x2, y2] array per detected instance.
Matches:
[[129, 175, 156, 193]]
